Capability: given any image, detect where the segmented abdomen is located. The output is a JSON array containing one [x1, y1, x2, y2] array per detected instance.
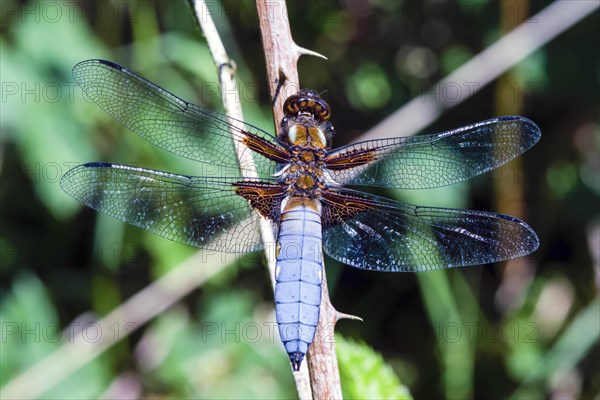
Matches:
[[275, 197, 323, 370]]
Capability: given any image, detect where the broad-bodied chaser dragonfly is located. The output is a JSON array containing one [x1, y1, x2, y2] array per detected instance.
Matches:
[[62, 60, 540, 371]]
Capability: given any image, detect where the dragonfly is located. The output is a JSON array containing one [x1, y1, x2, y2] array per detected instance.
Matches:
[[61, 59, 540, 371]]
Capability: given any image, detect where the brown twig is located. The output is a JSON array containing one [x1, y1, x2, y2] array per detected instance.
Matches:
[[255, 1, 344, 399]]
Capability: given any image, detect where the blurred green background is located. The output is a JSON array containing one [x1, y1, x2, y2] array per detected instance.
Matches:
[[1, 0, 598, 398]]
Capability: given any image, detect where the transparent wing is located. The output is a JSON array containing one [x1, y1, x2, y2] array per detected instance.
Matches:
[[61, 163, 285, 252], [321, 188, 539, 271], [324, 116, 541, 188], [73, 60, 286, 178]]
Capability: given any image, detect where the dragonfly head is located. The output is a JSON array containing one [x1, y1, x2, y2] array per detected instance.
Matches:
[[283, 89, 331, 123], [280, 89, 335, 149]]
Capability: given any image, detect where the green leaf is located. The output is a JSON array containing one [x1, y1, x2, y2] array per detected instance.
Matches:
[[337, 335, 412, 400]]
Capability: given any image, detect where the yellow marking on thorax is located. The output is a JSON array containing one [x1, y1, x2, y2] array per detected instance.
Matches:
[[295, 175, 316, 190], [288, 125, 307, 146], [289, 124, 326, 149], [307, 127, 326, 148], [299, 151, 315, 162]]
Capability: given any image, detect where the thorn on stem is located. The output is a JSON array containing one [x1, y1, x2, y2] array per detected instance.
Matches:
[[335, 311, 364, 322], [296, 45, 328, 60]]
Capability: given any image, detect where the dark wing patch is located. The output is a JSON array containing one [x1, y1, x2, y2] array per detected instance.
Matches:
[[234, 181, 287, 220], [61, 162, 283, 252], [321, 187, 539, 271]]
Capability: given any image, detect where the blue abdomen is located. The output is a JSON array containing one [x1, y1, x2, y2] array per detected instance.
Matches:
[[275, 198, 323, 370]]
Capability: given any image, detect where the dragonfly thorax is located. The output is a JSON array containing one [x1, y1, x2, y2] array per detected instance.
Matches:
[[281, 157, 326, 197]]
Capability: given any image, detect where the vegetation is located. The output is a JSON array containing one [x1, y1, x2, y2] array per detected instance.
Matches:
[[1, 0, 598, 398]]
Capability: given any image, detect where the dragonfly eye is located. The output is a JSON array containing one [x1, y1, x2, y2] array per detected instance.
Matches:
[[284, 91, 331, 122]]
